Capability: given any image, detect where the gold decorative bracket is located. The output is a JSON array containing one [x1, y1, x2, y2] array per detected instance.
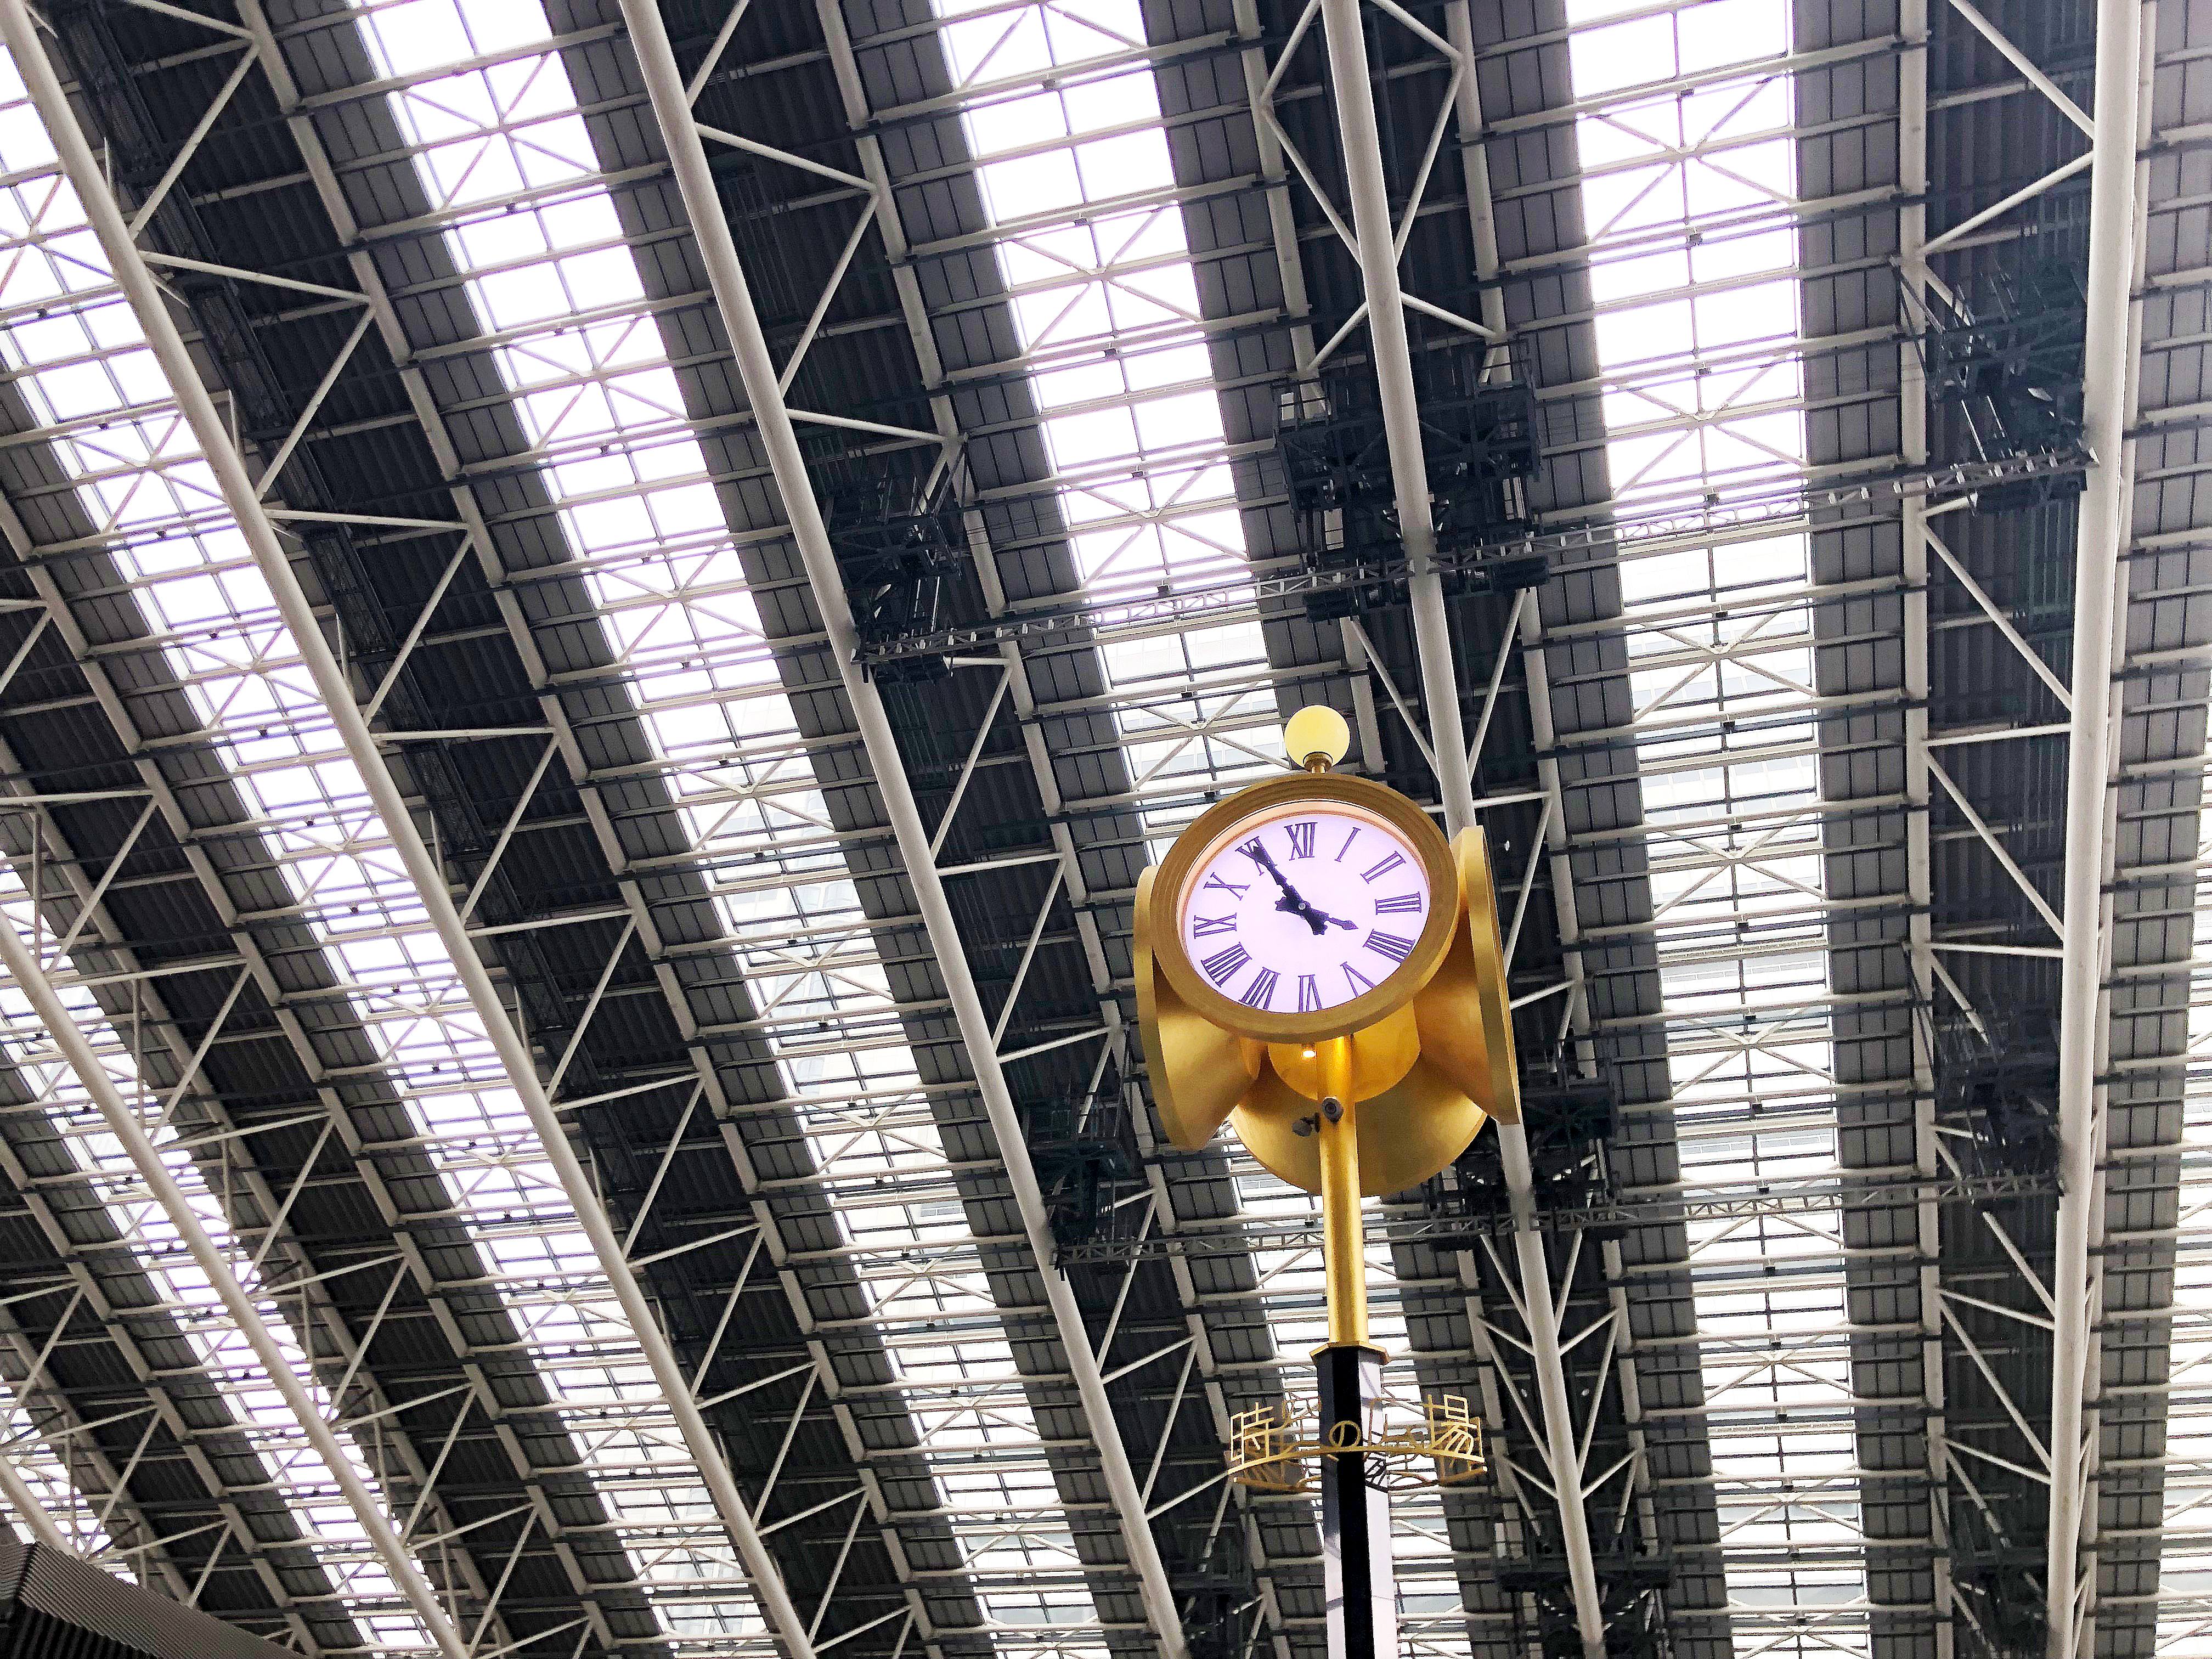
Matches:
[[1228, 1392, 1486, 1493]]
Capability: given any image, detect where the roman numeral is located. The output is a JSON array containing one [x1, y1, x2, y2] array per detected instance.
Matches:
[[1373, 892, 1422, 914], [1200, 943, 1250, 985], [1284, 820, 1316, 860], [1341, 962, 1376, 995], [1239, 968, 1280, 1009], [1201, 873, 1250, 899], [1297, 974, 1322, 1013], [1236, 837, 1266, 863], [1365, 930, 1415, 963], [1334, 828, 1360, 862], [1360, 851, 1406, 883], [1191, 913, 1236, 937]]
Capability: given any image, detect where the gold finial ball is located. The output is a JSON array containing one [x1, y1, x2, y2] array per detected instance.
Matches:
[[1283, 704, 1351, 770]]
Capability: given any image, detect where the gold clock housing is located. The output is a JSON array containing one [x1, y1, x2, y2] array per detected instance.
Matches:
[[1146, 771, 1458, 1043], [1136, 777, 1522, 1197]]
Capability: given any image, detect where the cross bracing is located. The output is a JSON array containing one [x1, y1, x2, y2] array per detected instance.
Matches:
[[0, 3, 2186, 1659]]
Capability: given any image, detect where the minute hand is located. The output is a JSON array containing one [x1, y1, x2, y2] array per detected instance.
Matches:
[[1241, 842, 1355, 934]]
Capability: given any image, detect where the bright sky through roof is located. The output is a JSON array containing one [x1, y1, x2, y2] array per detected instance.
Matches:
[[929, 0, 1477, 1632], [0, 876, 422, 1631], [1564, 0, 1870, 1646], [930, 0, 1287, 834], [0, 46, 477, 1650], [355, 0, 1127, 1645]]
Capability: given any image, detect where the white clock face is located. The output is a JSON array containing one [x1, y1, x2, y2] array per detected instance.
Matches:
[[1175, 802, 1433, 1015]]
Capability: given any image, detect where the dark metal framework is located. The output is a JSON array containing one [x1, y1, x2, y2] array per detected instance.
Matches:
[[0, 5, 2187, 1659]]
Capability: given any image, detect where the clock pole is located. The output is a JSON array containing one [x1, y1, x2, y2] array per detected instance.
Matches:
[[1315, 1034, 1393, 1659], [1140, 706, 1504, 1659]]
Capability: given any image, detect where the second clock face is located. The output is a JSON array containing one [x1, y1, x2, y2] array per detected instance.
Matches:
[[1174, 802, 1435, 1015]]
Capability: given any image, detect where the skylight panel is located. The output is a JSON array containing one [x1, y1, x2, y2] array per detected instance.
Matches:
[[344, 0, 1125, 1645], [1561, 0, 1868, 1647], [0, 1277, 128, 1566], [0, 887, 424, 1645], [925, 0, 1500, 1637], [932, 2, 1280, 837], [2160, 892, 2212, 1654]]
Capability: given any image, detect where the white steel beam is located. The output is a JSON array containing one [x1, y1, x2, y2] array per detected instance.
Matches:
[[1895, 4, 1955, 1651], [0, 11, 825, 1657], [2047, 1, 2147, 1652], [611, 5, 1190, 1655], [1313, 3, 1608, 1653], [0, 856, 469, 1655]]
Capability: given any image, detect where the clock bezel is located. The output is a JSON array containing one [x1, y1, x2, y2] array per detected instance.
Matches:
[[1149, 772, 1458, 1041]]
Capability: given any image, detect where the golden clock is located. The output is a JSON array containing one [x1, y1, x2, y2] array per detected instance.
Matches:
[[1135, 711, 1521, 1199], [1147, 770, 1458, 1042]]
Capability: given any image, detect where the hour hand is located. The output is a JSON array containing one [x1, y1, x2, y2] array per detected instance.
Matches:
[[1288, 900, 1356, 932]]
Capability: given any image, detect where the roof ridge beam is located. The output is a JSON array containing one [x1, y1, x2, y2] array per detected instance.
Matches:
[[2049, 1, 2153, 1652]]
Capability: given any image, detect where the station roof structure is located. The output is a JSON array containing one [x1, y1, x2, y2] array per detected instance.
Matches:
[[0, 2, 2192, 1658]]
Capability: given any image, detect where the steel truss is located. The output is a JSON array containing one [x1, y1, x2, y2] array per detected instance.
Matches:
[[1124, 4, 1719, 1654], [1823, 2, 2212, 1657], [794, 10, 1334, 1654], [7, 5, 1370, 1659], [833, 0, 2008, 1652], [0, 783, 570, 1656], [0, 109, 679, 1659], [0, 5, 2185, 1659], [854, 450, 2090, 668], [1054, 1170, 2064, 1265], [0, 13, 855, 1657]]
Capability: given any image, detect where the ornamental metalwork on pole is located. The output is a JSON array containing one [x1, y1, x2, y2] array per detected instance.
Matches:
[[1136, 704, 1514, 1659]]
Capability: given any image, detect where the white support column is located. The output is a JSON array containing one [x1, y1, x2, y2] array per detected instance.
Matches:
[[1319, 3, 1606, 1652], [1318, 0, 1475, 825], [611, 4, 1190, 1654], [1896, 4, 1955, 1652], [0, 11, 824, 1657], [2047, 2, 2146, 1652]]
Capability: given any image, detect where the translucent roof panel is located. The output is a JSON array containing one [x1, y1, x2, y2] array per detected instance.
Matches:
[[344, 0, 1119, 1646], [933, 1, 1285, 845], [0, 898, 420, 1643], [926, 0, 1479, 1638], [1563, 1, 1869, 1647], [2160, 884, 2212, 1655]]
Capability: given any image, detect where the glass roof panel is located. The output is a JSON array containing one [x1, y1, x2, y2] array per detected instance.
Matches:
[[1563, 1, 1869, 1648], [927, 0, 1477, 1635], [346, 0, 1122, 1645], [0, 54, 494, 1648], [2161, 885, 2212, 1654]]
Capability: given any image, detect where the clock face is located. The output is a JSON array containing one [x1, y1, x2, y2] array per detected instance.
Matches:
[[1174, 802, 1434, 1016]]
